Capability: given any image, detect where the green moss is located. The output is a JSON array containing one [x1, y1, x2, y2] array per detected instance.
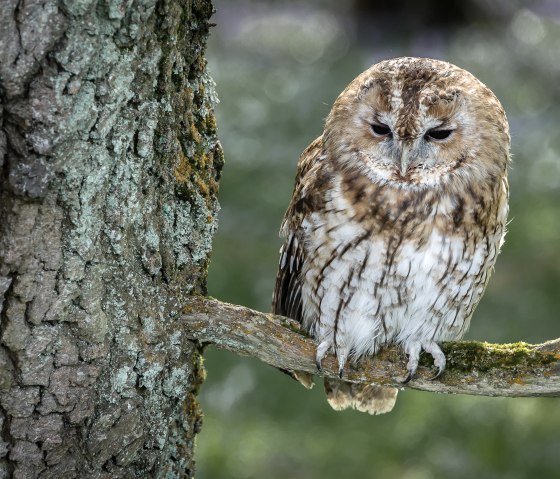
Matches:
[[205, 113, 217, 135], [437, 340, 558, 373]]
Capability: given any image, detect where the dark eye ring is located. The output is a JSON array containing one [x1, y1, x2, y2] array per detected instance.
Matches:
[[425, 129, 453, 141], [371, 123, 392, 137]]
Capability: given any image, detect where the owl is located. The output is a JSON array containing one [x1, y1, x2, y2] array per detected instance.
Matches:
[[272, 57, 510, 414]]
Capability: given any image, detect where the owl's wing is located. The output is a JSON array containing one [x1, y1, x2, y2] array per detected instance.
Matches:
[[272, 136, 324, 323], [273, 233, 304, 321]]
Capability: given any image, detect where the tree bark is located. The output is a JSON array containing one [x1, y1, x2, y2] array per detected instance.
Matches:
[[184, 297, 560, 398], [0, 0, 222, 477]]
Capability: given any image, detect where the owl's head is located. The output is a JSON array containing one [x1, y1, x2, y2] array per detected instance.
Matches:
[[324, 57, 510, 189]]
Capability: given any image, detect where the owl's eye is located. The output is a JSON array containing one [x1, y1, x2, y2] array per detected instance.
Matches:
[[371, 123, 392, 137], [425, 129, 453, 141]]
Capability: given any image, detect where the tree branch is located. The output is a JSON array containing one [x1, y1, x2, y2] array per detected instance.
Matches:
[[183, 297, 560, 397]]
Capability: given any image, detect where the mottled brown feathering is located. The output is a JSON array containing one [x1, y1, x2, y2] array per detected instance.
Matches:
[[273, 57, 510, 414]]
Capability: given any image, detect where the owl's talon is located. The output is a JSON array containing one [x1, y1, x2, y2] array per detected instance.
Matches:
[[402, 360, 418, 384], [429, 366, 445, 381], [315, 341, 329, 373], [422, 341, 446, 381], [401, 370, 415, 384], [338, 366, 344, 379], [403, 341, 421, 383]]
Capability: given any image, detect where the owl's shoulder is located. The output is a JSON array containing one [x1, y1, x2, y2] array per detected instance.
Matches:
[[294, 136, 324, 183], [280, 136, 334, 236]]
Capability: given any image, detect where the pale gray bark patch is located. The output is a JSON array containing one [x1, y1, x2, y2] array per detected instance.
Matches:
[[0, 0, 221, 477]]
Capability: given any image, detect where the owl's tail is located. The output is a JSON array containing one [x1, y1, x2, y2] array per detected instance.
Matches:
[[324, 379, 398, 415]]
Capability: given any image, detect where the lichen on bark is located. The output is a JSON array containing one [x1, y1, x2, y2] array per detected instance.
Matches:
[[0, 0, 221, 477]]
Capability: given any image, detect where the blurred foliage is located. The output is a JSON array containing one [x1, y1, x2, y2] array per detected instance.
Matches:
[[197, 1, 560, 478]]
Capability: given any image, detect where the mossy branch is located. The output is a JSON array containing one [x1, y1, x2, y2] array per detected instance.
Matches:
[[183, 296, 560, 397]]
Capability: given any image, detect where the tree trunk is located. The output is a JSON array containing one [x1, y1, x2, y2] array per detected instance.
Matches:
[[0, 0, 222, 477]]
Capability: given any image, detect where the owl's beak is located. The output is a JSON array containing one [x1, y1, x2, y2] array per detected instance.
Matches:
[[398, 144, 411, 175]]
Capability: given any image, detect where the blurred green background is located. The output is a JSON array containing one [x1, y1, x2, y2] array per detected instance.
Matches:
[[197, 1, 560, 478]]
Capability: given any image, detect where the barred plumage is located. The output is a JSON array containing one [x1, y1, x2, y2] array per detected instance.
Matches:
[[273, 57, 510, 414]]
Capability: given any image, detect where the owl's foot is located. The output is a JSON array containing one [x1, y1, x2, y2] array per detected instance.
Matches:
[[336, 350, 349, 379], [423, 341, 446, 380], [315, 340, 330, 372], [402, 341, 421, 384], [315, 341, 348, 378], [402, 340, 446, 383], [316, 359, 344, 377]]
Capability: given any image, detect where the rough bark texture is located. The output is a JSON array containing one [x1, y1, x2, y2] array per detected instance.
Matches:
[[184, 297, 560, 398], [0, 0, 222, 477]]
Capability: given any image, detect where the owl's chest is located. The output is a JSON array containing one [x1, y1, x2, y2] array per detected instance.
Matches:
[[301, 188, 502, 344]]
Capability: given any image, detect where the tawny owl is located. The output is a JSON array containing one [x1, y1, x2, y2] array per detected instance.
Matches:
[[272, 57, 510, 414]]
